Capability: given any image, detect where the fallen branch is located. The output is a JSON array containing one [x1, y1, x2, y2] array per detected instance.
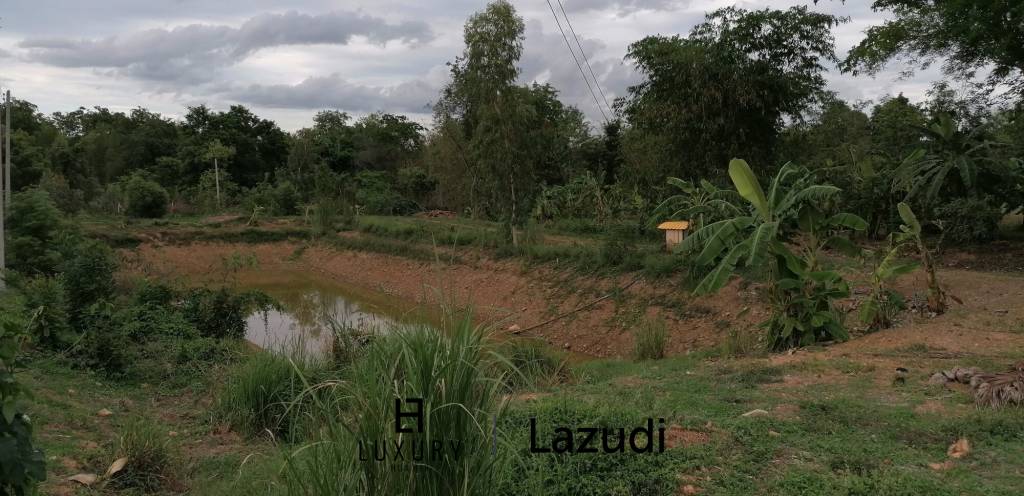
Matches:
[[516, 275, 643, 334]]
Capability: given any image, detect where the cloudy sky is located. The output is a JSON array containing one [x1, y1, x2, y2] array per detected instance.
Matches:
[[0, 0, 944, 131]]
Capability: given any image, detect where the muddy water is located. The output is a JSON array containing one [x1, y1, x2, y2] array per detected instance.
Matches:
[[237, 269, 434, 356]]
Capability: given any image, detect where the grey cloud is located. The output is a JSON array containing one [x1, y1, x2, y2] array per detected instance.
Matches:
[[519, 19, 639, 122], [561, 0, 685, 16], [227, 73, 438, 114], [18, 11, 432, 82]]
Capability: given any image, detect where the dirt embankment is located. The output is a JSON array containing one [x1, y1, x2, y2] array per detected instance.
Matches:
[[125, 241, 766, 357], [125, 240, 1024, 361]]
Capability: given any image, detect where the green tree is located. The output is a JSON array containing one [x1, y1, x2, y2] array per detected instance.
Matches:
[[621, 6, 845, 183], [122, 172, 170, 218], [843, 0, 1024, 94]]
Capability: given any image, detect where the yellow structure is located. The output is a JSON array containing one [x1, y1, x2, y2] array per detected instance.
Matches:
[[656, 220, 690, 251]]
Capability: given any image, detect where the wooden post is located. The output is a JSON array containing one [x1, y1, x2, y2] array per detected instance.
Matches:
[[4, 90, 9, 209], [214, 156, 221, 210]]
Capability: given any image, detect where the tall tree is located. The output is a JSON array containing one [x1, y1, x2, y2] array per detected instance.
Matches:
[[843, 0, 1024, 95], [620, 6, 845, 183]]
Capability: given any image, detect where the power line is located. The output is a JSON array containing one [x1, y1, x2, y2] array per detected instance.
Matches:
[[544, 0, 609, 124], [555, 0, 613, 117]]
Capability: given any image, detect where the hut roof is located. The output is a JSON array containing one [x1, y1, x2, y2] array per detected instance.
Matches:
[[657, 221, 690, 231]]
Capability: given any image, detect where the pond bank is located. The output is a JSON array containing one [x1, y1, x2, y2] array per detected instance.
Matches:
[[124, 240, 760, 358]]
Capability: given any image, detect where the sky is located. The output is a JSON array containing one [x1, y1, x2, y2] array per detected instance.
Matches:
[[0, 0, 946, 131]]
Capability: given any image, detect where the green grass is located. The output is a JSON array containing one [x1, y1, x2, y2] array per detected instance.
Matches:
[[106, 419, 174, 491], [216, 349, 329, 441], [284, 315, 507, 495], [21, 340, 1024, 495]]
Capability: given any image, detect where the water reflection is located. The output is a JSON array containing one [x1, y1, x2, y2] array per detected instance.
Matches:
[[240, 271, 412, 356]]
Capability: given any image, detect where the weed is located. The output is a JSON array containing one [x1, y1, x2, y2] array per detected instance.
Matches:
[[107, 419, 174, 491], [494, 338, 571, 390], [634, 318, 668, 360]]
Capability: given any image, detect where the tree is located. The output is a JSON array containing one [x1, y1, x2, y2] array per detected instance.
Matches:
[[437, 1, 538, 244], [843, 0, 1024, 95], [122, 172, 170, 218], [621, 6, 845, 182]]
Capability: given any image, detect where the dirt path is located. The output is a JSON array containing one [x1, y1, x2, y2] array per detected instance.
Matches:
[[126, 241, 766, 357]]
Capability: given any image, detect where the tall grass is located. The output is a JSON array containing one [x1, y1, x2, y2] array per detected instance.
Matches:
[[107, 419, 174, 491], [634, 318, 668, 360], [284, 315, 508, 496], [493, 338, 570, 391], [216, 347, 328, 441]]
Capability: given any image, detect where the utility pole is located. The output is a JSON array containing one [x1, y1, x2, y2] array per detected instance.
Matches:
[[4, 90, 9, 209], [0, 90, 6, 291], [214, 156, 221, 209]]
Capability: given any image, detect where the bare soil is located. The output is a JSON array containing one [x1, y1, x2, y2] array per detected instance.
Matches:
[[126, 240, 1024, 363]]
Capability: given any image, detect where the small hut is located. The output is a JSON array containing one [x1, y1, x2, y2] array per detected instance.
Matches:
[[657, 221, 690, 251]]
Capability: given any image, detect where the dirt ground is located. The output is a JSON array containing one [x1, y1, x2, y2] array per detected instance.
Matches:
[[125, 241, 765, 357], [125, 240, 1024, 362]]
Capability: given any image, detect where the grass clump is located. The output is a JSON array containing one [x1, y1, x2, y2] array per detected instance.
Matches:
[[633, 318, 668, 360], [494, 338, 570, 390], [216, 350, 328, 441], [107, 419, 174, 491], [285, 316, 507, 496]]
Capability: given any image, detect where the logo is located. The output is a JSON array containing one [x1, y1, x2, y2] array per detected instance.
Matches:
[[357, 398, 465, 462], [529, 417, 666, 454]]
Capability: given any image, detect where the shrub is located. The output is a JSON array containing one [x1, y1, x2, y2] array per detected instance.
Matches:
[[182, 288, 249, 339], [21, 276, 72, 349], [123, 172, 170, 218], [60, 241, 118, 328], [0, 311, 47, 495], [354, 170, 414, 214], [74, 302, 133, 376], [131, 280, 178, 307], [634, 318, 667, 360], [107, 419, 173, 491], [116, 303, 196, 341], [396, 166, 437, 206], [933, 195, 1003, 244], [6, 189, 70, 276], [273, 180, 301, 215]]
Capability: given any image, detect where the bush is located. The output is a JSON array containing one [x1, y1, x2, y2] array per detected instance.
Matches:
[[74, 302, 132, 376], [933, 195, 1004, 244], [0, 310, 47, 495], [123, 172, 170, 218], [634, 318, 667, 360], [21, 276, 72, 349], [116, 303, 196, 341], [273, 180, 301, 215], [60, 241, 118, 328], [182, 288, 249, 339], [108, 419, 173, 491], [6, 189, 71, 275], [354, 170, 415, 215]]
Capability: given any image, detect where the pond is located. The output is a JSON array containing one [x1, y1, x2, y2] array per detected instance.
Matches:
[[238, 269, 433, 357]]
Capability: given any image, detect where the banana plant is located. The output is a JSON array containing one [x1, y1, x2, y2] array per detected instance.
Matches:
[[682, 159, 867, 349], [860, 236, 919, 330], [683, 159, 864, 295], [650, 177, 743, 231], [895, 202, 947, 314]]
